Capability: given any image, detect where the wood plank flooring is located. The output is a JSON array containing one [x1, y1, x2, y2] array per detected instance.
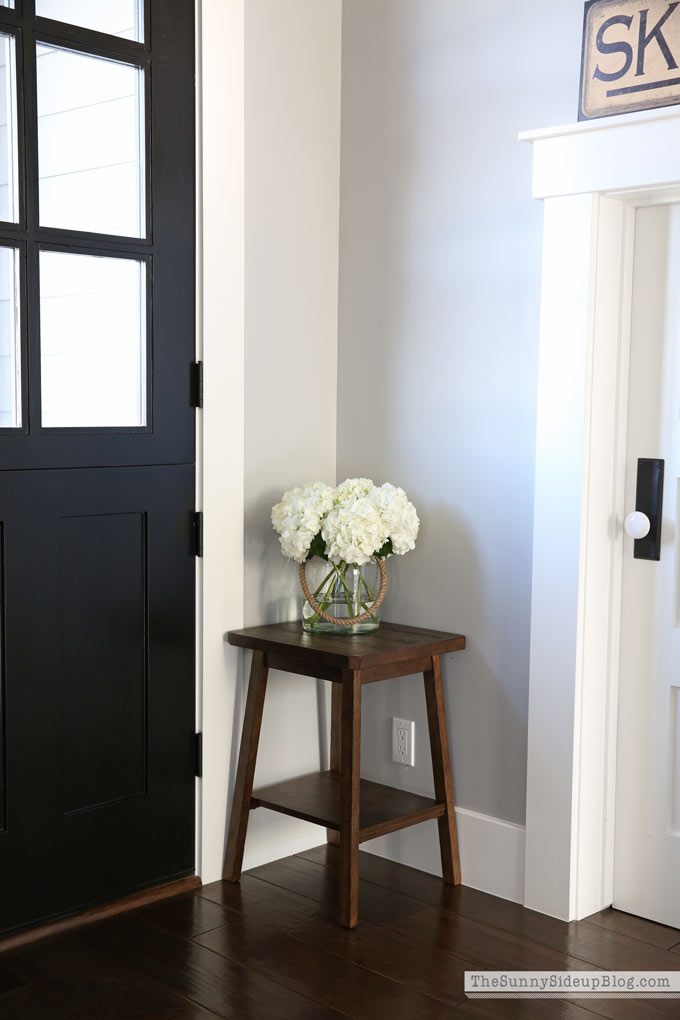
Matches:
[[1, 844, 679, 1018]]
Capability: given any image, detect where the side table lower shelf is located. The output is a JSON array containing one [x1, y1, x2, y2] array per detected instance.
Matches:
[[251, 771, 446, 843]]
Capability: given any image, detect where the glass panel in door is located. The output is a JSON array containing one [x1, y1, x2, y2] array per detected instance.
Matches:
[[36, 44, 145, 237], [39, 250, 147, 428], [0, 32, 19, 224], [0, 245, 20, 427], [36, 0, 144, 42]]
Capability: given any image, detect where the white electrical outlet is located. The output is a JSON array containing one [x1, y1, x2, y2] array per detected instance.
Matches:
[[392, 717, 415, 766]]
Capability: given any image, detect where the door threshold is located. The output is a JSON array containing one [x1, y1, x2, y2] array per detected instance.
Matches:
[[0, 874, 201, 953]]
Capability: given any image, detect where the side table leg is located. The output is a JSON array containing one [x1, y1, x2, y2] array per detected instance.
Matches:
[[424, 655, 461, 885], [327, 681, 342, 846], [339, 668, 361, 927], [224, 650, 269, 882]]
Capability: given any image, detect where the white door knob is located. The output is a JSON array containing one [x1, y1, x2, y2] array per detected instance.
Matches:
[[625, 511, 651, 540]]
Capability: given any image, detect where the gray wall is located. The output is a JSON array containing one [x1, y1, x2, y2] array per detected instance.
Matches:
[[337, 0, 585, 832]]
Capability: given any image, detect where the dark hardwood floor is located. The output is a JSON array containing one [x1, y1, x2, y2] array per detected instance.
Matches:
[[1, 844, 680, 1018]]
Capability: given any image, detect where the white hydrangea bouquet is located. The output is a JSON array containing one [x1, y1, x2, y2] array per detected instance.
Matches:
[[271, 477, 419, 634]]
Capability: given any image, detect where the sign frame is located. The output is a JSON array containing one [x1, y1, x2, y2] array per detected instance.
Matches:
[[579, 0, 680, 120]]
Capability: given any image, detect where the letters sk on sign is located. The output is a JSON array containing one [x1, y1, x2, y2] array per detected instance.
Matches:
[[580, 0, 680, 118]]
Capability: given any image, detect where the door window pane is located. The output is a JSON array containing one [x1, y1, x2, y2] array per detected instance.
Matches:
[[0, 247, 20, 428], [0, 33, 18, 223], [36, 0, 143, 42], [37, 44, 145, 237], [40, 251, 146, 428]]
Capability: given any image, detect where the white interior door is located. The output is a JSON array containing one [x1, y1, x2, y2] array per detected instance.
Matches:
[[614, 202, 680, 929]]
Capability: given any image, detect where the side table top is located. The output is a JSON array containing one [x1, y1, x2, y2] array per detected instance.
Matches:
[[227, 621, 465, 669]]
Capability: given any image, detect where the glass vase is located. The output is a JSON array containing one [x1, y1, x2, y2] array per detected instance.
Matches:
[[301, 561, 381, 634]]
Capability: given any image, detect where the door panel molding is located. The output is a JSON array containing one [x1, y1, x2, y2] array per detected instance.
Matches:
[[59, 511, 149, 815]]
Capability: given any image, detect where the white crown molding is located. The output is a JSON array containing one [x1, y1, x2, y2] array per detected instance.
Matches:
[[519, 107, 680, 200]]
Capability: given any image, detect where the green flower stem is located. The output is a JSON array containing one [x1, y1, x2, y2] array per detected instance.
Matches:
[[337, 565, 355, 617], [306, 565, 340, 626], [307, 591, 334, 627], [335, 563, 356, 605], [312, 566, 336, 600], [359, 576, 376, 618], [304, 559, 380, 628], [337, 562, 377, 618], [359, 567, 376, 602]]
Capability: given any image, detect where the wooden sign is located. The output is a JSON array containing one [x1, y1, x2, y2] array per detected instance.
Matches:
[[580, 0, 680, 119]]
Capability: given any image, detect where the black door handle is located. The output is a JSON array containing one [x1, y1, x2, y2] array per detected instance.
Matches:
[[633, 458, 664, 561]]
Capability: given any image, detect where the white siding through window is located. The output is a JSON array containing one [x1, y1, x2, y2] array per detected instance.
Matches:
[[40, 251, 146, 428], [0, 248, 20, 428], [36, 44, 144, 238], [0, 33, 18, 224], [36, 0, 141, 42]]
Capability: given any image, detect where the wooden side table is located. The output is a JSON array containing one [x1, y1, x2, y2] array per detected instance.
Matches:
[[224, 621, 465, 928]]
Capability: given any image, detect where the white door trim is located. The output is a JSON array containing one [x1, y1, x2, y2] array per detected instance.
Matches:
[[521, 109, 680, 921], [196, 0, 247, 885]]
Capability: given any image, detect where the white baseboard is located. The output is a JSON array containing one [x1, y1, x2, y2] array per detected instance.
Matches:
[[236, 805, 526, 906], [361, 808, 526, 905]]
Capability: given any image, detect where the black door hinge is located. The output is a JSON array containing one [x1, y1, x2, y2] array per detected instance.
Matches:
[[190, 361, 203, 408], [194, 732, 203, 778], [192, 511, 203, 557]]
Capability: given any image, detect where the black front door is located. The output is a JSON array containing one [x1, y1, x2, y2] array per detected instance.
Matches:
[[0, 0, 196, 936]]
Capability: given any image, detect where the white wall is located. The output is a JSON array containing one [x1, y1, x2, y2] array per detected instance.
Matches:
[[198, 0, 246, 885], [337, 0, 585, 880], [230, 0, 342, 874], [199, 0, 342, 883]]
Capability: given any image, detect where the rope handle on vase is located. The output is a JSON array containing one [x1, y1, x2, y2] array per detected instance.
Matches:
[[299, 558, 388, 626]]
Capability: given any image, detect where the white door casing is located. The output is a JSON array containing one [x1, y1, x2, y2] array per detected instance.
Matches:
[[521, 107, 680, 922]]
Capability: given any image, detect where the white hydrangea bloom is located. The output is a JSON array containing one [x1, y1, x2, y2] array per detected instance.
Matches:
[[271, 481, 334, 563], [334, 477, 374, 505], [369, 482, 420, 555], [271, 477, 419, 566], [321, 496, 388, 566]]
